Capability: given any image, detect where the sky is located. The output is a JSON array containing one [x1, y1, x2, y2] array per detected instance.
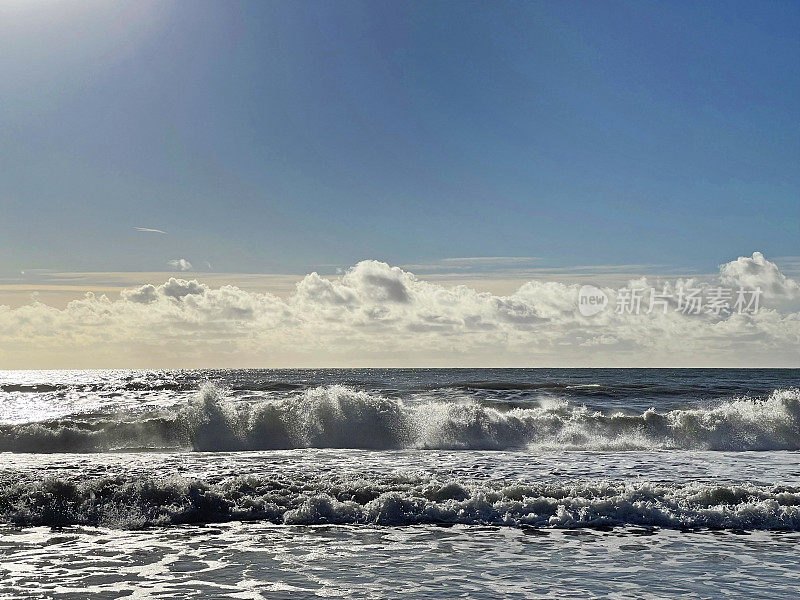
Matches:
[[0, 1, 798, 367]]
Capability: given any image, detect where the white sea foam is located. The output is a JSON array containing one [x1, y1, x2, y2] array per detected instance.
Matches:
[[1, 472, 798, 530], [0, 384, 797, 453]]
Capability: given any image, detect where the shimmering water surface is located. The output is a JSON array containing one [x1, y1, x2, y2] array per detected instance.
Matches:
[[0, 368, 798, 598]]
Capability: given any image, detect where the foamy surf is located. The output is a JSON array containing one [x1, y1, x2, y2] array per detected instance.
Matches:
[[0, 384, 798, 453], [1, 472, 798, 530]]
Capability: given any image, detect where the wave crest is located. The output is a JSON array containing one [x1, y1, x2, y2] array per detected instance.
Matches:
[[182, 384, 800, 452], [0, 385, 797, 453]]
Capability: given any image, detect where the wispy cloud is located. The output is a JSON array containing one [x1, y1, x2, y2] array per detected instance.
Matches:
[[439, 256, 541, 264], [133, 227, 167, 234], [399, 255, 679, 283], [168, 259, 193, 271], [402, 256, 541, 273], [774, 256, 800, 277]]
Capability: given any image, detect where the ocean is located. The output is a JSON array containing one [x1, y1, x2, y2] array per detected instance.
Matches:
[[0, 368, 798, 599]]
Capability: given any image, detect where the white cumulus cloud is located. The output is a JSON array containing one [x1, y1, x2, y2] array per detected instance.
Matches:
[[0, 253, 798, 368], [168, 259, 193, 272]]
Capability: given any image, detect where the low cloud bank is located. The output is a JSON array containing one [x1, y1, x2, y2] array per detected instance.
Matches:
[[1, 253, 798, 367]]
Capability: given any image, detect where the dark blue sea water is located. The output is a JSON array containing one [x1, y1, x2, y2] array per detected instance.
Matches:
[[1, 368, 798, 598]]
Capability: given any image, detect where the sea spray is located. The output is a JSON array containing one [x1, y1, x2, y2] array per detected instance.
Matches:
[[0, 385, 797, 453]]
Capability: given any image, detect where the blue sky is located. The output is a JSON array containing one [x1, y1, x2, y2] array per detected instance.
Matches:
[[1, 0, 798, 277]]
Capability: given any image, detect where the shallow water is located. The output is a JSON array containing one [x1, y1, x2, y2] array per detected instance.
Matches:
[[2, 524, 799, 599], [1, 368, 798, 598]]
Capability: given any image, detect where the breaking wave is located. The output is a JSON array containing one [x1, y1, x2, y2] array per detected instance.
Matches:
[[0, 385, 797, 453], [1, 473, 799, 530]]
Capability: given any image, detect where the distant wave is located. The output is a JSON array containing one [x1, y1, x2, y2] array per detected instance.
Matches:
[[1, 474, 798, 530], [0, 384, 68, 393], [0, 382, 191, 393], [0, 381, 303, 394], [0, 385, 797, 453], [431, 381, 638, 391], [422, 380, 719, 397]]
